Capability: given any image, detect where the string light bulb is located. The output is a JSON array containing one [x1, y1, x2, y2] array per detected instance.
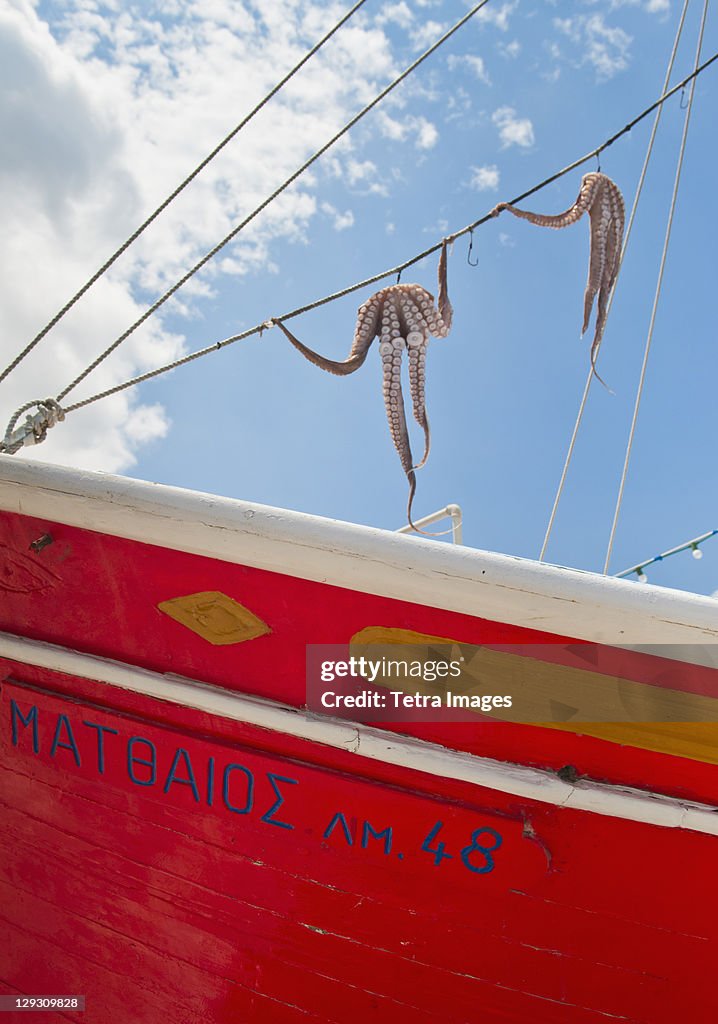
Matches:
[[615, 529, 717, 581]]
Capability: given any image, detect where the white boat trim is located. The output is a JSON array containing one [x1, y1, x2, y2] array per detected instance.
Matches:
[[1, 458, 717, 646], [2, 630, 717, 836]]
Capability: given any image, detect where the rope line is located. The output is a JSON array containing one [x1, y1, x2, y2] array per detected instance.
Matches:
[[0, 398, 65, 456], [59, 49, 718, 418], [0, 0, 371, 389], [54, 0, 493, 404], [603, 0, 708, 574], [538, 0, 692, 564]]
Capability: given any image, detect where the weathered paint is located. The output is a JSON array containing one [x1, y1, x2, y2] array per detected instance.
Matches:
[[1, 670, 717, 1023], [1, 458, 718, 1022], [1, 457, 718, 644], [1, 499, 718, 805], [2, 634, 718, 834]]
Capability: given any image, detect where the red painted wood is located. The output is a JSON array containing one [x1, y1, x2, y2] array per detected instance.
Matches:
[[1, 673, 717, 1022], [2, 509, 718, 805]]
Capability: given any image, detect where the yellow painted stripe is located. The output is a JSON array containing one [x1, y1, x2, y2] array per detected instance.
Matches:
[[546, 722, 718, 766], [349, 627, 718, 765]]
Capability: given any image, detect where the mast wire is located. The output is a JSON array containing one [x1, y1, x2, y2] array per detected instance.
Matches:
[[58, 49, 718, 418], [0, 0, 371, 390], [53, 0, 494, 405], [537, 0, 692, 564], [603, 0, 709, 574]]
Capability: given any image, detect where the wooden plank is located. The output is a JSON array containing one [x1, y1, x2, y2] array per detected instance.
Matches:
[[2, 679, 718, 1021]]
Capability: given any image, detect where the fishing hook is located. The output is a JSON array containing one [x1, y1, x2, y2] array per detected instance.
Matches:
[[467, 229, 479, 267]]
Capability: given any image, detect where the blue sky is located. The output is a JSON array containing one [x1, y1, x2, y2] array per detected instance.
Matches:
[[1, 0, 717, 594]]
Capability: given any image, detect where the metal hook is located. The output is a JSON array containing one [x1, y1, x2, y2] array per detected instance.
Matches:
[[396, 269, 402, 284], [679, 88, 688, 109], [595, 150, 602, 173], [467, 229, 479, 267]]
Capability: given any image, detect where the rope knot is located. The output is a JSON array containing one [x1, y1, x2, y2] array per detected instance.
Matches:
[[1, 398, 65, 456]]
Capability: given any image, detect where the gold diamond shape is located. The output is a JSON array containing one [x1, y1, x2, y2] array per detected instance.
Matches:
[[158, 591, 270, 646]]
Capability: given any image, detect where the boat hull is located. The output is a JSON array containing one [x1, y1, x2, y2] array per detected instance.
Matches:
[[1, 459, 717, 1022]]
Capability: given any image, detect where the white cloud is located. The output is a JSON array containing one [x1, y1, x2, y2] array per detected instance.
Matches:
[[500, 39, 521, 58], [123, 403, 171, 444], [346, 159, 378, 185], [584, 15, 632, 78], [410, 20, 447, 51], [607, 0, 669, 13], [445, 86, 472, 121], [553, 13, 632, 79], [423, 218, 449, 236], [0, 0, 430, 471], [376, 2, 414, 29], [447, 53, 491, 85], [475, 2, 518, 32], [469, 164, 500, 191], [416, 118, 439, 149], [343, 158, 389, 197], [321, 202, 354, 231], [376, 111, 439, 149], [333, 211, 354, 231], [377, 112, 406, 142], [492, 106, 535, 148]]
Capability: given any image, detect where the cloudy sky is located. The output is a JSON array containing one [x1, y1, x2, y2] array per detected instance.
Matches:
[[1, 0, 717, 593]]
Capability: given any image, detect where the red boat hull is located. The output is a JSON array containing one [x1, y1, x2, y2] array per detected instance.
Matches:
[[1, 460, 717, 1022]]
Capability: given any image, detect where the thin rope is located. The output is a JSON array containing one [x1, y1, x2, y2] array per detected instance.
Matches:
[[0, 400, 49, 455], [0, 0, 371, 389], [603, 0, 708, 575], [54, 0, 493, 404], [0, 398, 65, 455], [538, 0, 692, 563], [58, 51, 718, 418]]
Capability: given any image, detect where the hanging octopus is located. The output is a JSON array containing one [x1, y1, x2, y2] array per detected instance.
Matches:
[[491, 172, 625, 383], [272, 242, 452, 530]]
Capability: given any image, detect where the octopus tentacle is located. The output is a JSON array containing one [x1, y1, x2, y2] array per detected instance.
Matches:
[[380, 325, 419, 524], [586, 176, 625, 368], [271, 247, 452, 530], [396, 292, 434, 469], [492, 172, 625, 383], [272, 296, 380, 376], [437, 238, 453, 331], [492, 174, 601, 230], [605, 180, 625, 294], [590, 193, 623, 383], [583, 185, 611, 334], [407, 332, 430, 469]]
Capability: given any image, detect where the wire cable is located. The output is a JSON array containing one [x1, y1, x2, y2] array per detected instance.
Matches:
[[537, 0, 692, 564], [603, 0, 709, 574], [54, 0, 494, 405], [56, 50, 718, 419], [614, 528, 717, 581], [0, 0, 371, 389]]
